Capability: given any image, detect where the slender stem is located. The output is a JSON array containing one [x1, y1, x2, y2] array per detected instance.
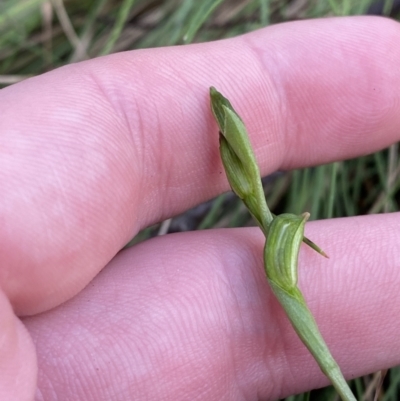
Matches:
[[269, 282, 356, 401], [326, 162, 339, 219]]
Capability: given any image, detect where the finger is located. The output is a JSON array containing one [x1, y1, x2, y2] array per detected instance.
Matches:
[[0, 290, 36, 401], [2, 17, 400, 315], [24, 213, 400, 400]]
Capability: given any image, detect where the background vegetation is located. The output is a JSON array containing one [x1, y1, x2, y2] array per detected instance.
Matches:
[[1, 0, 400, 400]]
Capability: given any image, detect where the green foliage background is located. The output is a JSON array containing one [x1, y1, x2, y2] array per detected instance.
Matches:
[[1, 0, 400, 400]]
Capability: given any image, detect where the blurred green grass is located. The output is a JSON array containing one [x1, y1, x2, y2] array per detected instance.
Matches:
[[2, 0, 400, 400]]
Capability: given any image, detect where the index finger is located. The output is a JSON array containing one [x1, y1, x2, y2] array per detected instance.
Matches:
[[1, 16, 399, 315]]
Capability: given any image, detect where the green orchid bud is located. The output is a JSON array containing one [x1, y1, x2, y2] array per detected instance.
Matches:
[[210, 87, 273, 233], [210, 86, 356, 401]]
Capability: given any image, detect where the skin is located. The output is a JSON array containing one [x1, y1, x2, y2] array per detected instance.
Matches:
[[1, 15, 400, 401]]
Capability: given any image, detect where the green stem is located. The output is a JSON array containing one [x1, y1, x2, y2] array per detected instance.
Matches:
[[269, 281, 356, 401], [99, 0, 136, 56]]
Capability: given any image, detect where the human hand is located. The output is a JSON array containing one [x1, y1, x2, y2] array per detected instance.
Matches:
[[1, 16, 400, 401]]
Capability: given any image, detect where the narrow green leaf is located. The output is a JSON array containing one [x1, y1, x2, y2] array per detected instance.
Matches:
[[99, 0, 136, 56], [182, 0, 226, 44]]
